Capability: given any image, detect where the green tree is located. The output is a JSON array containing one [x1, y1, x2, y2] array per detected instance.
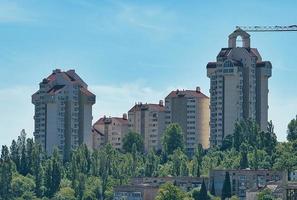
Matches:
[[11, 174, 36, 198], [32, 144, 43, 197], [156, 182, 186, 200], [210, 179, 216, 196], [257, 188, 276, 200], [221, 135, 233, 151], [51, 149, 62, 196], [169, 148, 188, 176], [287, 115, 297, 142], [221, 172, 231, 200], [10, 139, 20, 171], [193, 144, 204, 177], [239, 143, 249, 169], [122, 132, 144, 153], [0, 145, 13, 200], [198, 179, 210, 200], [144, 150, 159, 177], [162, 123, 184, 155], [53, 187, 76, 200]]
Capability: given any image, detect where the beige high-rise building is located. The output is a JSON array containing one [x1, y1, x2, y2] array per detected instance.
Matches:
[[92, 114, 129, 150], [165, 87, 210, 156], [32, 69, 95, 159], [207, 29, 272, 147], [128, 101, 165, 152]]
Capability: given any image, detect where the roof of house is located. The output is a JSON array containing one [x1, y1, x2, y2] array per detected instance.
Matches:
[[166, 90, 209, 99], [94, 116, 128, 126], [128, 103, 165, 113], [80, 87, 95, 97]]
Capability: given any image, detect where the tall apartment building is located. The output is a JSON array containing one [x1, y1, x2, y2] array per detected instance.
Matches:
[[207, 29, 272, 147], [32, 69, 96, 159], [165, 87, 210, 155], [92, 114, 129, 150], [128, 101, 165, 152]]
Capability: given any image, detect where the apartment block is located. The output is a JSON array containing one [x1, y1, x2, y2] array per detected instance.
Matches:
[[128, 101, 165, 152], [165, 87, 210, 155], [207, 29, 272, 147], [32, 69, 95, 159], [210, 169, 285, 199], [92, 114, 129, 150]]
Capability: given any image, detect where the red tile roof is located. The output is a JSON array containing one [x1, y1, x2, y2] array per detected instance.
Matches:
[[80, 87, 95, 97], [166, 90, 209, 99], [93, 116, 128, 126], [128, 103, 165, 113]]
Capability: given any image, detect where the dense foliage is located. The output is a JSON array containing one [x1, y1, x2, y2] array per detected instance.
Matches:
[[0, 117, 297, 199]]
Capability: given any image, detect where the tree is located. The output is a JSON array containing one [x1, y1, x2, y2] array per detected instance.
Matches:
[[10, 139, 20, 171], [192, 189, 199, 200], [32, 144, 43, 197], [287, 115, 297, 142], [198, 179, 210, 200], [53, 187, 76, 200], [156, 182, 186, 200], [210, 179, 216, 196], [221, 172, 231, 200], [169, 148, 188, 176], [122, 132, 144, 153], [11, 174, 36, 198], [257, 188, 276, 200], [162, 123, 184, 155], [51, 149, 62, 196], [221, 135, 233, 151], [239, 143, 249, 169], [0, 145, 13, 200], [193, 144, 204, 177]]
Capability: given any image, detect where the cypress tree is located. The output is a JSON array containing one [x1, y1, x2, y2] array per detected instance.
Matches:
[[32, 144, 43, 197], [240, 151, 249, 169], [10, 140, 20, 171], [44, 160, 53, 197], [210, 179, 216, 196], [221, 172, 231, 200], [51, 148, 62, 196], [198, 179, 209, 200], [0, 145, 13, 200]]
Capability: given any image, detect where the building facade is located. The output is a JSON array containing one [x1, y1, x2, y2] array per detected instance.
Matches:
[[210, 169, 285, 199], [32, 69, 95, 159], [128, 101, 165, 152], [207, 29, 272, 147], [113, 185, 158, 200], [165, 87, 210, 155], [92, 114, 129, 150], [131, 176, 209, 192]]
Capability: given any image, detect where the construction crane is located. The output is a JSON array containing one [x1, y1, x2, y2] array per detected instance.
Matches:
[[235, 25, 297, 32]]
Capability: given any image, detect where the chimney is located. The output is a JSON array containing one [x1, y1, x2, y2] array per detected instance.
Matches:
[[196, 86, 201, 93], [123, 113, 127, 120], [159, 100, 164, 106]]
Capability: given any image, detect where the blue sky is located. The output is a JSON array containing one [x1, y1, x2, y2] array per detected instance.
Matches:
[[0, 0, 297, 145]]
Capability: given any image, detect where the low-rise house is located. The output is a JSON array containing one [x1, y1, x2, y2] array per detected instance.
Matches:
[[210, 169, 286, 199], [131, 176, 209, 192], [113, 184, 158, 200]]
